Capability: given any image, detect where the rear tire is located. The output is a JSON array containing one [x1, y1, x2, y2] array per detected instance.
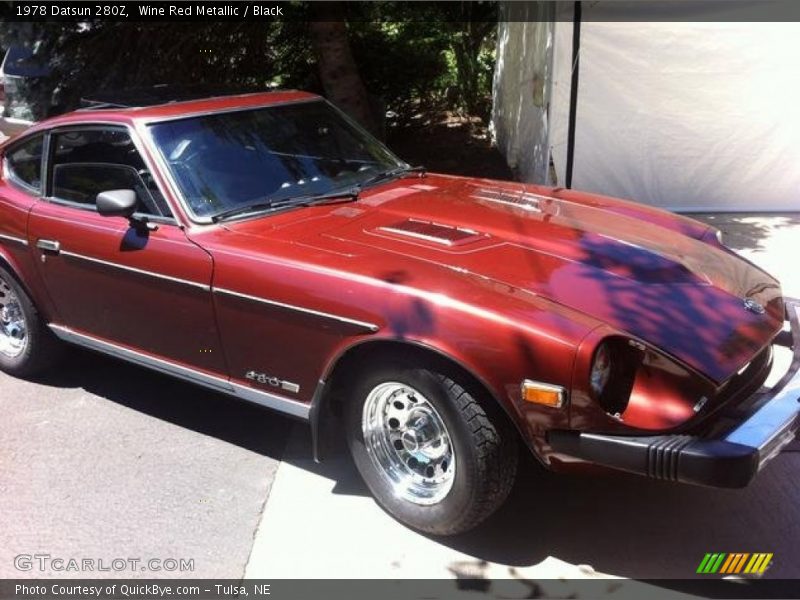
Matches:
[[345, 362, 518, 535], [0, 265, 62, 377]]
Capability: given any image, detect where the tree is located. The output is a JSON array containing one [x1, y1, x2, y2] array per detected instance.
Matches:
[[309, 2, 379, 135], [0, 5, 499, 127], [438, 2, 498, 119]]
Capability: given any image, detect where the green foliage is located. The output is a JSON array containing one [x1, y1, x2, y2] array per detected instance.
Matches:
[[0, 2, 498, 123], [345, 1, 498, 120], [348, 20, 451, 120]]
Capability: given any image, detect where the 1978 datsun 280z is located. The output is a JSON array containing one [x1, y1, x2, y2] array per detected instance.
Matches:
[[0, 91, 798, 534]]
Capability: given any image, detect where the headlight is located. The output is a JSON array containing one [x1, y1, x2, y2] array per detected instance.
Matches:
[[589, 338, 640, 415], [590, 342, 612, 397]]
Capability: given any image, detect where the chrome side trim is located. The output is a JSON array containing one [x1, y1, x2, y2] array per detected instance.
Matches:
[[60, 250, 211, 291], [230, 380, 310, 419], [48, 324, 311, 420], [0, 233, 28, 246], [48, 324, 231, 390], [214, 287, 380, 332]]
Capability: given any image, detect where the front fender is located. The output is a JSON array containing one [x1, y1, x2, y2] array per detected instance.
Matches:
[[312, 284, 600, 462]]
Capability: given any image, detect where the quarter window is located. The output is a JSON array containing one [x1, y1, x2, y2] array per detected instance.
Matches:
[[49, 128, 172, 217], [5, 134, 44, 193]]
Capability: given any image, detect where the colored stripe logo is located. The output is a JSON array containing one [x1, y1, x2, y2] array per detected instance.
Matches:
[[697, 553, 773, 574]]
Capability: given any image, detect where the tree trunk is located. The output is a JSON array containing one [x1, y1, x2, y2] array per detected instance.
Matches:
[[309, 3, 378, 135], [450, 19, 496, 120]]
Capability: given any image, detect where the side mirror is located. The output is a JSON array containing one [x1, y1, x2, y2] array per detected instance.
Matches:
[[96, 189, 137, 218]]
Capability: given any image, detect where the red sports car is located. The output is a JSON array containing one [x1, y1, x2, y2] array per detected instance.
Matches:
[[0, 91, 797, 535]]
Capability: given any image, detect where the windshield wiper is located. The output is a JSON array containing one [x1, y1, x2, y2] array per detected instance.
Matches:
[[270, 186, 360, 209], [211, 200, 278, 223], [360, 165, 427, 189], [211, 187, 360, 223]]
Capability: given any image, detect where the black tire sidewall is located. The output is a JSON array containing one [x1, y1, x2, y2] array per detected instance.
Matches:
[[345, 364, 484, 535]]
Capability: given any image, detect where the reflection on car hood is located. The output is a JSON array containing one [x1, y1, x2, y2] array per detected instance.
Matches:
[[226, 175, 784, 383]]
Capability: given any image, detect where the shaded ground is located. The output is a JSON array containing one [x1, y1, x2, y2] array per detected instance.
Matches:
[[693, 213, 800, 298], [387, 110, 513, 180], [693, 213, 800, 254], [0, 350, 290, 578]]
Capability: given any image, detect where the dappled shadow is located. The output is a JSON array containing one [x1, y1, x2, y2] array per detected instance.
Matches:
[[265, 424, 800, 585], [438, 449, 800, 581]]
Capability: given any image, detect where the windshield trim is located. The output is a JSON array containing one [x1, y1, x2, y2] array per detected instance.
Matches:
[[143, 98, 405, 225]]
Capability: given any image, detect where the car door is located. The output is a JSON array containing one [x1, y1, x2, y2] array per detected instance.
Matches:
[[27, 124, 228, 380]]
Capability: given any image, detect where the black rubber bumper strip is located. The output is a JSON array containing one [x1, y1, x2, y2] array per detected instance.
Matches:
[[547, 430, 760, 488]]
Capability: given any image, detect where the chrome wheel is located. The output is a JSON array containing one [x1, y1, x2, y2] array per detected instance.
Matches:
[[0, 276, 27, 358], [362, 381, 455, 505]]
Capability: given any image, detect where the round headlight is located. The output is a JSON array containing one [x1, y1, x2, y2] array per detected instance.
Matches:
[[590, 342, 612, 397], [589, 339, 642, 416]]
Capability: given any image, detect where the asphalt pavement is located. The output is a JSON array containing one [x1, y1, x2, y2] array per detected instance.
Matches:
[[0, 351, 290, 578]]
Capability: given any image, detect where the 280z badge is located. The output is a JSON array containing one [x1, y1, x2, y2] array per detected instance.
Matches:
[[245, 370, 300, 394]]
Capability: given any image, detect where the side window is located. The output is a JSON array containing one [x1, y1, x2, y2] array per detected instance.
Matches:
[[49, 129, 172, 217], [5, 134, 44, 193]]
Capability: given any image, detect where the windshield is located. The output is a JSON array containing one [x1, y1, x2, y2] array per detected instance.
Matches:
[[148, 99, 405, 219]]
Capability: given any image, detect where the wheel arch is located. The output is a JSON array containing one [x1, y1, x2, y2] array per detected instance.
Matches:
[[0, 245, 60, 323], [309, 337, 527, 462], [0, 249, 35, 305]]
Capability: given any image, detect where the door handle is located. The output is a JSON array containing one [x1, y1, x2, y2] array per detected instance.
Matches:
[[36, 239, 61, 254]]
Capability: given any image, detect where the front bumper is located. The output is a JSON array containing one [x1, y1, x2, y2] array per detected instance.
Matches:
[[548, 297, 800, 488]]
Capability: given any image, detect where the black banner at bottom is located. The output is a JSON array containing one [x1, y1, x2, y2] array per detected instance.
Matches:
[[2, 579, 800, 600]]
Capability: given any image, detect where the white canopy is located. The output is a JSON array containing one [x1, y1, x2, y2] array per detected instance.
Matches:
[[493, 2, 800, 212]]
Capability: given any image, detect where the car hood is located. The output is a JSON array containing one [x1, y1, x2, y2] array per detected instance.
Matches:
[[227, 175, 784, 383]]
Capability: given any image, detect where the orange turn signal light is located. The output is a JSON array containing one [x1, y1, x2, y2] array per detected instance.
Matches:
[[521, 380, 565, 408]]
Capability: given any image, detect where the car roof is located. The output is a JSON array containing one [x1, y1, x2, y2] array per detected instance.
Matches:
[[79, 83, 259, 108], [28, 90, 321, 132]]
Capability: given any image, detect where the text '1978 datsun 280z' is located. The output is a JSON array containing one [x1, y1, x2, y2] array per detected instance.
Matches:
[[0, 91, 798, 535]]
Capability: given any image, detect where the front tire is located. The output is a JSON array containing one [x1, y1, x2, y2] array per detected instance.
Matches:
[[345, 363, 518, 535], [0, 265, 62, 377]]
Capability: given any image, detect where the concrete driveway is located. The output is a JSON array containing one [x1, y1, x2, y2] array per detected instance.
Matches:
[[1, 212, 799, 591]]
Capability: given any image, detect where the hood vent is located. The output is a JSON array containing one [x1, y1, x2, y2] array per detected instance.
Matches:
[[376, 219, 486, 247], [472, 188, 560, 216]]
